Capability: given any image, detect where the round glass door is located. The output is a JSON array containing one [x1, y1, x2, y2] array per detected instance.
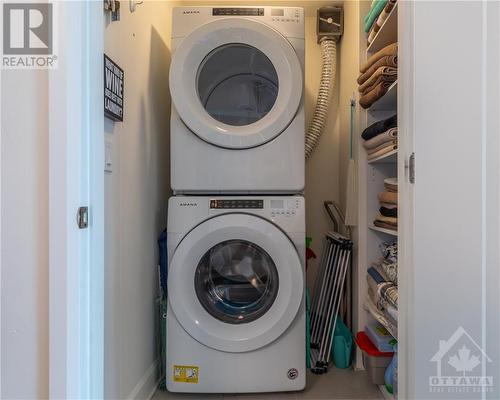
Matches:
[[167, 213, 304, 352], [169, 18, 303, 149], [197, 44, 279, 127], [194, 239, 279, 324]]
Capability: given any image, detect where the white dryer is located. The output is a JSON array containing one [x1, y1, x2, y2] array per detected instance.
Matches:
[[169, 7, 305, 194], [166, 196, 306, 393]]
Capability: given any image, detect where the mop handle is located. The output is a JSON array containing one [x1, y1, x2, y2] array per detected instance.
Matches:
[[349, 97, 355, 160]]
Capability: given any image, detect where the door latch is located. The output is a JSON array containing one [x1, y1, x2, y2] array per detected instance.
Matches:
[[409, 153, 415, 184], [77, 207, 89, 229]]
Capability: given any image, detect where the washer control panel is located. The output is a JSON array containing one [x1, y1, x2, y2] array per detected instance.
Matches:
[[269, 8, 301, 24], [270, 198, 301, 218], [207, 197, 301, 219], [210, 199, 263, 209]]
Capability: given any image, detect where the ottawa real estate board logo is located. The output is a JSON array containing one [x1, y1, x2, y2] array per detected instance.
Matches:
[[429, 326, 493, 395], [2, 2, 57, 68]]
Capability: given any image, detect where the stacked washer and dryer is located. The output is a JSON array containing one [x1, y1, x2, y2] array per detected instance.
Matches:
[[166, 6, 306, 394]]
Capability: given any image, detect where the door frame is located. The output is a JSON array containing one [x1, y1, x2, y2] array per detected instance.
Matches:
[[48, 1, 104, 398]]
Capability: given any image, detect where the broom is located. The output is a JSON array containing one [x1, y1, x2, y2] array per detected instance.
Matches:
[[344, 97, 357, 226]]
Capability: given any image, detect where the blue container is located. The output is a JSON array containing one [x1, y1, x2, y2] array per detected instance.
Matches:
[[365, 322, 396, 353]]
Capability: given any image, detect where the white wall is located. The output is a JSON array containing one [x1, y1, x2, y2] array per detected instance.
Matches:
[[1, 71, 50, 398], [103, 3, 171, 399], [301, 2, 342, 289]]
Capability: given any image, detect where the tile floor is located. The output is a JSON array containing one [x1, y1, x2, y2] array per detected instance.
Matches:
[[152, 367, 383, 400]]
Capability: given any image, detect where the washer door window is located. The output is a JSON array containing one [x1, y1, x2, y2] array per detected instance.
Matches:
[[194, 239, 279, 324], [168, 214, 303, 353], [170, 18, 303, 149]]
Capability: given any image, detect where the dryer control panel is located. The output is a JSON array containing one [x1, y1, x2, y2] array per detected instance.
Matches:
[[213, 8, 264, 16], [172, 7, 305, 40]]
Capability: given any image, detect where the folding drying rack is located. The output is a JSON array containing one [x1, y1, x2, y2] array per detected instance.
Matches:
[[309, 201, 353, 374]]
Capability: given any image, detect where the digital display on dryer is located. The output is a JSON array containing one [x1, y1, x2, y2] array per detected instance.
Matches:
[[212, 8, 264, 16], [210, 199, 264, 209]]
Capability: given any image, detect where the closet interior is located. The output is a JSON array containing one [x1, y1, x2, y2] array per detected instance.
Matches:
[[102, 1, 405, 399]]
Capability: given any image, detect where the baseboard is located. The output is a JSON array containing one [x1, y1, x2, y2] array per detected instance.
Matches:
[[126, 359, 159, 400]]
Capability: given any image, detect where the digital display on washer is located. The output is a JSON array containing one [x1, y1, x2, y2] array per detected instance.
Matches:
[[212, 8, 264, 16], [210, 199, 264, 209]]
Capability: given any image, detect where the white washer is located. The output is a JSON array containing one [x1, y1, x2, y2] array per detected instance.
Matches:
[[166, 196, 306, 393], [169, 7, 305, 194]]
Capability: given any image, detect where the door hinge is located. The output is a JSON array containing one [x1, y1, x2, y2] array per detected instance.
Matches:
[[77, 206, 89, 229], [409, 153, 415, 184], [104, 0, 120, 21]]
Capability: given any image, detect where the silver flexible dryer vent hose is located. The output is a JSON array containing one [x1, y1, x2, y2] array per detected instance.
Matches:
[[305, 38, 337, 160]]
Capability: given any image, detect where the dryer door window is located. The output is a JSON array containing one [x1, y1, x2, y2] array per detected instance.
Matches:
[[194, 239, 279, 324], [169, 18, 303, 149], [197, 44, 278, 127]]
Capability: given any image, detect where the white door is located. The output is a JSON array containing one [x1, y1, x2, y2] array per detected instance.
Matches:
[[168, 214, 303, 352], [169, 18, 303, 149], [399, 2, 500, 399]]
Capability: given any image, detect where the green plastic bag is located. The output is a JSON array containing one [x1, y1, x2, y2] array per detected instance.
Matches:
[[332, 317, 353, 369]]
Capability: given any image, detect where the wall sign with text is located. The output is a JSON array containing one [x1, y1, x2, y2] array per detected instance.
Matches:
[[104, 54, 124, 121]]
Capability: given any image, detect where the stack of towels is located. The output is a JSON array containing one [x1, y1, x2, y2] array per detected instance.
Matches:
[[366, 241, 398, 335], [361, 114, 397, 161], [375, 178, 398, 231], [364, 0, 398, 45], [358, 43, 398, 109]]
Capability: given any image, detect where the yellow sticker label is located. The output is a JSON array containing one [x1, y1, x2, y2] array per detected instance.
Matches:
[[173, 365, 199, 384]]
